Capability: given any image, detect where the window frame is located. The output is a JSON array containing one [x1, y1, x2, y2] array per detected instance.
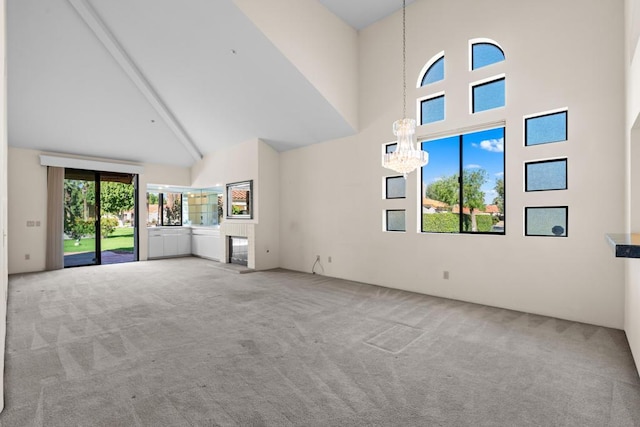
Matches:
[[524, 158, 568, 192], [384, 176, 406, 199], [385, 209, 406, 232], [417, 51, 445, 87], [470, 75, 506, 114], [420, 126, 506, 235], [524, 206, 568, 237], [226, 180, 253, 220], [147, 191, 184, 227], [470, 39, 505, 71], [417, 92, 445, 125], [524, 109, 568, 146]]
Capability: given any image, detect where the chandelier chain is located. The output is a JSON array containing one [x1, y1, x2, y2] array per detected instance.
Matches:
[[402, 0, 406, 119]]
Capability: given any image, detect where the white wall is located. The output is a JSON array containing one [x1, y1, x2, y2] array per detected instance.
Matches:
[[191, 138, 280, 269], [279, 0, 626, 328], [191, 139, 259, 190], [0, 0, 7, 410], [234, 0, 359, 131], [7, 148, 47, 274], [625, 0, 640, 376], [255, 140, 280, 270]]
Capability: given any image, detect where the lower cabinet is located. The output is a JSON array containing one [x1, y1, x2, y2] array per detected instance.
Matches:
[[147, 227, 219, 260], [191, 230, 221, 260], [178, 233, 191, 255], [148, 235, 164, 258], [148, 228, 192, 259]]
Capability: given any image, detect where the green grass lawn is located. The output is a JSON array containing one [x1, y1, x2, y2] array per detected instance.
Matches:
[[64, 227, 134, 254]]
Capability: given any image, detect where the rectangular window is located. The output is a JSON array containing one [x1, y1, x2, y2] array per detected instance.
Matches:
[[386, 210, 406, 232], [525, 206, 568, 237], [420, 94, 445, 125], [385, 143, 397, 154], [525, 159, 567, 191], [422, 127, 505, 234], [227, 181, 253, 219], [525, 111, 567, 146], [147, 191, 182, 226], [472, 77, 505, 113], [385, 176, 406, 199]]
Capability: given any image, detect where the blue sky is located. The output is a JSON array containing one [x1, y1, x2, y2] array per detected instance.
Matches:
[[421, 127, 504, 205]]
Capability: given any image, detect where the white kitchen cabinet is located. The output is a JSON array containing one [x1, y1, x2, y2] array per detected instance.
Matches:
[[147, 227, 192, 259], [178, 233, 191, 255], [163, 234, 179, 257], [148, 235, 164, 258], [191, 228, 221, 260]]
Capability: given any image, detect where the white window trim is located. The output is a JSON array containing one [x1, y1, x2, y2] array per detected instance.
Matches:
[[416, 51, 445, 88], [468, 38, 505, 71], [382, 175, 406, 199], [416, 91, 446, 125], [468, 73, 506, 114], [522, 157, 568, 192], [383, 209, 406, 233], [523, 107, 568, 147]]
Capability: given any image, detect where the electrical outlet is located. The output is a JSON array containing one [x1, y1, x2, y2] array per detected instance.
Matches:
[[26, 221, 35, 227], [328, 256, 332, 263], [35, 221, 41, 227], [443, 271, 449, 280], [25, 254, 30, 260]]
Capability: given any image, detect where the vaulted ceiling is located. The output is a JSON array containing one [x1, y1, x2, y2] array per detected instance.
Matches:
[[7, 0, 410, 167]]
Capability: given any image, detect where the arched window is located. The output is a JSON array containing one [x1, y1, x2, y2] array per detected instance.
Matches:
[[417, 52, 444, 87], [414, 42, 506, 235], [470, 40, 505, 70]]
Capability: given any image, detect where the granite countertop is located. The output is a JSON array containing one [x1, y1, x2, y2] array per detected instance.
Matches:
[[606, 234, 640, 258]]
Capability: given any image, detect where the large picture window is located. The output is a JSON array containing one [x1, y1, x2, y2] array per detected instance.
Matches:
[[147, 191, 182, 226], [421, 127, 505, 234]]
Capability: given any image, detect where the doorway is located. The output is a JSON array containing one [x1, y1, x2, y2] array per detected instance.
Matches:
[[63, 169, 138, 268]]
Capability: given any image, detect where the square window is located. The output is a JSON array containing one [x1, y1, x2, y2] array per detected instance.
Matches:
[[385, 176, 406, 199], [472, 78, 505, 113], [525, 111, 567, 146], [386, 210, 406, 232], [421, 95, 445, 125], [525, 207, 568, 237], [525, 159, 567, 191]]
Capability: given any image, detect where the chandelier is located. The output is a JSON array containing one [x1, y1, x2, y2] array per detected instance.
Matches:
[[382, 0, 428, 178]]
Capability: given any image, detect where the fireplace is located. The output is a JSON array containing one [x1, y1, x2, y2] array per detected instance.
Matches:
[[228, 236, 248, 266]]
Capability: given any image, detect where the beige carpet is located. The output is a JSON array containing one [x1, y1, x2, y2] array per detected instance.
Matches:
[[1, 257, 639, 426]]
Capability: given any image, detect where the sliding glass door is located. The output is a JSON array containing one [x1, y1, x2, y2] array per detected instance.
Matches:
[[63, 169, 138, 268], [63, 170, 98, 267]]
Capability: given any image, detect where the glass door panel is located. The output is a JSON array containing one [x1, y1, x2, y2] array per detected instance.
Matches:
[[99, 173, 136, 265], [63, 169, 98, 267]]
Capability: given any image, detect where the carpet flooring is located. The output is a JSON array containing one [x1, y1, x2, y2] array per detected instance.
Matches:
[[1, 257, 639, 426]]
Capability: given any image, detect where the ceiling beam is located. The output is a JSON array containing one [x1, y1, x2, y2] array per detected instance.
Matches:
[[67, 0, 203, 162]]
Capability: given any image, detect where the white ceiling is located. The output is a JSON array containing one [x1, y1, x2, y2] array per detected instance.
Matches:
[[7, 0, 406, 167], [318, 0, 415, 30]]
